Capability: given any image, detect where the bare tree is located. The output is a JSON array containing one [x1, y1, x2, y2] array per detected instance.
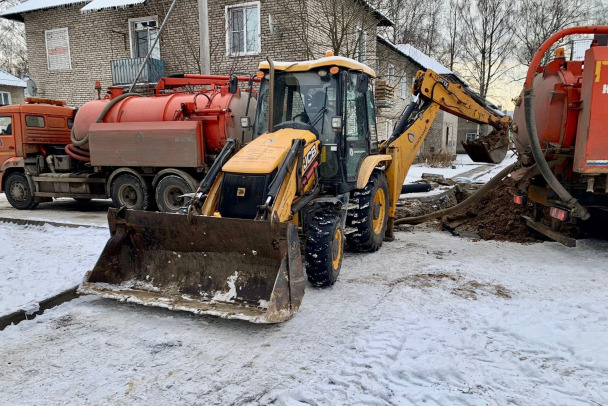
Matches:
[[513, 0, 597, 66], [0, 1, 27, 76], [458, 0, 515, 99], [286, 0, 384, 60], [374, 0, 443, 57], [439, 0, 464, 71]]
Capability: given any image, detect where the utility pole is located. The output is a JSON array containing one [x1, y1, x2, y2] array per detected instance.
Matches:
[[198, 0, 210, 74]]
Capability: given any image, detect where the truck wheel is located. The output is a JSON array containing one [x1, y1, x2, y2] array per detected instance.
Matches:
[[111, 173, 150, 211], [5, 172, 38, 210], [304, 211, 344, 287], [155, 175, 193, 213], [346, 171, 389, 252]]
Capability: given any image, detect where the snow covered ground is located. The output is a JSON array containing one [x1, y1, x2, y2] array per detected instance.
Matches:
[[0, 222, 108, 316], [1, 225, 607, 405]]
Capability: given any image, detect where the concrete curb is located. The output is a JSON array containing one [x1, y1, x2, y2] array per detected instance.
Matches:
[[0, 217, 105, 229], [0, 286, 80, 331]]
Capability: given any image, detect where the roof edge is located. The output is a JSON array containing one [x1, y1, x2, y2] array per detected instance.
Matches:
[[0, 1, 90, 22]]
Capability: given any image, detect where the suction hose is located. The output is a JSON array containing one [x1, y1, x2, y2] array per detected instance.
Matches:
[[70, 93, 142, 147], [394, 161, 519, 225], [523, 90, 588, 220]]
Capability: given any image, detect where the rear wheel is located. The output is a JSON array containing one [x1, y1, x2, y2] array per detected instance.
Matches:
[[111, 173, 150, 210], [304, 212, 344, 287], [346, 171, 389, 252], [5, 172, 37, 210], [155, 175, 193, 213]]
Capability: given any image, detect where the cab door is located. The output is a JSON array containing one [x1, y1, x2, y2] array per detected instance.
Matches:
[[0, 114, 16, 163], [343, 72, 370, 183]]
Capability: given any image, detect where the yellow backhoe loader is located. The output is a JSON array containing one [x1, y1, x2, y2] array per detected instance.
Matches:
[[79, 53, 510, 323]]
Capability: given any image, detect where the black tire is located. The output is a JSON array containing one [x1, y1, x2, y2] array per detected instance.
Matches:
[[5, 172, 38, 210], [304, 211, 344, 287], [346, 171, 389, 252], [155, 175, 193, 213], [110, 173, 150, 210]]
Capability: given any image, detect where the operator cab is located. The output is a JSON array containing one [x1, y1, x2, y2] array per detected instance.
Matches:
[[254, 54, 379, 193]]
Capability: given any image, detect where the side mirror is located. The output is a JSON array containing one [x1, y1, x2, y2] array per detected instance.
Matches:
[[229, 75, 238, 94], [331, 116, 342, 132], [240, 116, 251, 129], [356, 74, 369, 93]]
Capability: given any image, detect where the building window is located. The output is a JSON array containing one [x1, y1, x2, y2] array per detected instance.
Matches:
[[388, 64, 395, 84], [45, 28, 72, 70], [355, 27, 367, 63], [129, 17, 160, 59], [0, 92, 11, 105], [226, 2, 261, 56], [466, 132, 478, 141], [400, 74, 408, 99], [385, 119, 393, 139]]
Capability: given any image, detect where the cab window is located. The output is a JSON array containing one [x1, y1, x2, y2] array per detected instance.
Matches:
[[0, 116, 12, 135], [25, 115, 45, 128]]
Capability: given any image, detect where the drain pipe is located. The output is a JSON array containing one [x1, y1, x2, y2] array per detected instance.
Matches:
[[521, 26, 608, 220], [267, 57, 275, 133]]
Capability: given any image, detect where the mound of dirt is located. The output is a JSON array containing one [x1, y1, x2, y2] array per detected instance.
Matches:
[[442, 178, 542, 243]]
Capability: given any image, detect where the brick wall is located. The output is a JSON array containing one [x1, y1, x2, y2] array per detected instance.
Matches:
[[375, 41, 417, 141], [305, 0, 378, 61], [420, 110, 458, 155], [374, 41, 457, 155], [23, 0, 205, 106], [0, 85, 25, 105]]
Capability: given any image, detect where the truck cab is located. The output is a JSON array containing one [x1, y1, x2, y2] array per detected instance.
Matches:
[[0, 99, 75, 208]]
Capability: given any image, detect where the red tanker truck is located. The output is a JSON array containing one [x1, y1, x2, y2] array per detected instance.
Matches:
[[0, 75, 257, 212]]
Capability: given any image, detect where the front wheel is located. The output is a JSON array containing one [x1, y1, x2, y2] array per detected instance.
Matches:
[[346, 171, 389, 252], [110, 173, 150, 211], [5, 172, 38, 210], [304, 211, 344, 287]]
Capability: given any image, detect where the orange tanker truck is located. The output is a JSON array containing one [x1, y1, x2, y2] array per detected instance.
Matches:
[[0, 75, 257, 212]]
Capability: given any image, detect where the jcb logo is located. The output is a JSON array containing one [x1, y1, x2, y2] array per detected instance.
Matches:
[[304, 144, 318, 169]]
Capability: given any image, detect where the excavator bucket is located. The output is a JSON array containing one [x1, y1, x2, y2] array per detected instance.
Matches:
[[461, 129, 510, 164], [79, 208, 305, 323]]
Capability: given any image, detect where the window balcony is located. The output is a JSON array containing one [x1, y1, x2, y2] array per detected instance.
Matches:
[[375, 80, 395, 109], [111, 57, 165, 86]]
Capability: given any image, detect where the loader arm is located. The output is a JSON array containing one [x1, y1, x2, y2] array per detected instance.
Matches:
[[380, 69, 511, 226]]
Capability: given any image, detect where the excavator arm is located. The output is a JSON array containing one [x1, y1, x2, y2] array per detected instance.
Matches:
[[380, 69, 511, 234]]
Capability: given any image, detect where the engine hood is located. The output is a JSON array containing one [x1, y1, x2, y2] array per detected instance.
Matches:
[[222, 129, 317, 174]]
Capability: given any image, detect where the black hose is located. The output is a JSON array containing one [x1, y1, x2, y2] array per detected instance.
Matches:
[[522, 89, 589, 220], [70, 93, 142, 147], [394, 161, 519, 225]]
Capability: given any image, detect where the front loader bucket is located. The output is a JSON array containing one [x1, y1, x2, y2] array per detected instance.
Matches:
[[79, 208, 305, 323], [461, 129, 509, 164]]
